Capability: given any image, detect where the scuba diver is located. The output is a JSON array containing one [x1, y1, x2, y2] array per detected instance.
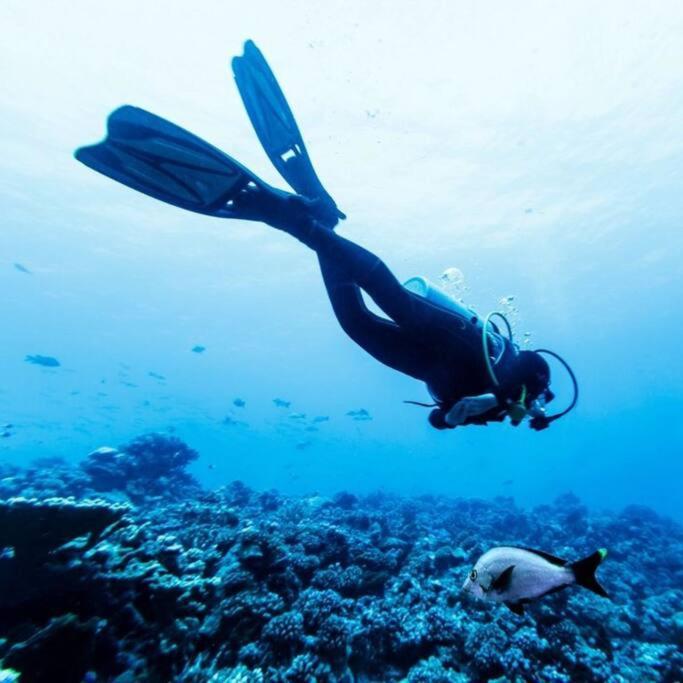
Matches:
[[75, 40, 577, 431]]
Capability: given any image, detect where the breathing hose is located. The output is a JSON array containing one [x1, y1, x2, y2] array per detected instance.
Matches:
[[533, 349, 579, 422], [482, 311, 513, 387]]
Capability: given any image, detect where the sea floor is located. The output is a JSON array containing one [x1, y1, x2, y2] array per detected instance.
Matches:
[[0, 434, 681, 682]]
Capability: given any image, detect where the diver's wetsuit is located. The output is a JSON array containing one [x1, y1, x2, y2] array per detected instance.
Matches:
[[233, 191, 518, 425], [295, 224, 509, 413]]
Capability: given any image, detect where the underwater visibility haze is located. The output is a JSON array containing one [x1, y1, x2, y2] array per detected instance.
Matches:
[[1, 1, 683, 681]]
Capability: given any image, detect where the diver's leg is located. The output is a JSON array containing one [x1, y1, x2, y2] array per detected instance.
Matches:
[[317, 254, 432, 381], [236, 191, 412, 321], [244, 193, 459, 332], [309, 229, 460, 335]]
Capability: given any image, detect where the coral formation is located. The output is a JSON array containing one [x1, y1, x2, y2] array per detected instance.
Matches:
[[0, 434, 681, 681]]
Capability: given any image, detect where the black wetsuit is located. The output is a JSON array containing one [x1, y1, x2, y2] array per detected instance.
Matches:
[[293, 224, 515, 427]]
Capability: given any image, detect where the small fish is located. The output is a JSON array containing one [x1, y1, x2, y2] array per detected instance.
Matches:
[[14, 262, 31, 274], [296, 440, 312, 451], [305, 426, 319, 432], [463, 547, 609, 615], [148, 372, 166, 381], [1, 424, 13, 430], [233, 398, 246, 408], [502, 479, 513, 486], [222, 415, 246, 427], [289, 412, 306, 420], [346, 408, 372, 421], [273, 398, 291, 408], [312, 415, 330, 423], [1, 431, 11, 438], [25, 354, 60, 368], [191, 345, 206, 354]]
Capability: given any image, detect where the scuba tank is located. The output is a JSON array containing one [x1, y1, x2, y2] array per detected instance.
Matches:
[[403, 276, 478, 325], [404, 276, 507, 365]]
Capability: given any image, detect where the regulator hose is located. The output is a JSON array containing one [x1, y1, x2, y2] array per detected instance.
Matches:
[[482, 311, 513, 387], [533, 349, 579, 422]]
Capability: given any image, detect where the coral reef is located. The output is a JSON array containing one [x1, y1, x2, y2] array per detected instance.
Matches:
[[0, 497, 128, 559], [0, 434, 681, 681], [81, 434, 200, 503]]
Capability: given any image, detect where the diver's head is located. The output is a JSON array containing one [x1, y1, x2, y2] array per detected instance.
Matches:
[[506, 350, 551, 400]]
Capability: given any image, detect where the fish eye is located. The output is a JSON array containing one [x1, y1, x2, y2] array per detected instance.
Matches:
[[470, 569, 477, 581]]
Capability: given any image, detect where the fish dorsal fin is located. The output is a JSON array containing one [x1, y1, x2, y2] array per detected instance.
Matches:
[[491, 565, 515, 592], [505, 601, 524, 616], [520, 547, 567, 566]]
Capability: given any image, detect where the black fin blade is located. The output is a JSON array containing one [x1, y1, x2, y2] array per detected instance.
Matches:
[[519, 547, 567, 566], [232, 40, 344, 226], [491, 565, 515, 592], [505, 601, 524, 615], [75, 106, 266, 218], [570, 549, 609, 598]]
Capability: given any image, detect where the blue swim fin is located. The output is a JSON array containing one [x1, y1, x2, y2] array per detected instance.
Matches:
[[232, 40, 345, 228], [75, 105, 288, 220]]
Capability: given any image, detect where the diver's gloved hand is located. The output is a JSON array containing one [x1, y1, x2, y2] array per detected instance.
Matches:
[[429, 408, 453, 430], [530, 415, 550, 431]]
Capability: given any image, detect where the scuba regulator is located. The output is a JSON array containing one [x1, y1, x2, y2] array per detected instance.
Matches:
[[482, 312, 579, 429]]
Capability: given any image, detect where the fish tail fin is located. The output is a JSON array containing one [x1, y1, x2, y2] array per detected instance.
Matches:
[[570, 548, 609, 598]]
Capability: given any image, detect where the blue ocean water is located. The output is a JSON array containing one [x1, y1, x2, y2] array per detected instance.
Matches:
[[3, 2, 681, 519], [2, 5, 683, 680]]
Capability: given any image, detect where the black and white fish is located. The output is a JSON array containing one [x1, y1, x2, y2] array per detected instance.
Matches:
[[463, 546, 609, 615]]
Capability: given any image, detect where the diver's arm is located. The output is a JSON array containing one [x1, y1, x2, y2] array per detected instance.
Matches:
[[430, 394, 549, 431], [444, 394, 499, 427]]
